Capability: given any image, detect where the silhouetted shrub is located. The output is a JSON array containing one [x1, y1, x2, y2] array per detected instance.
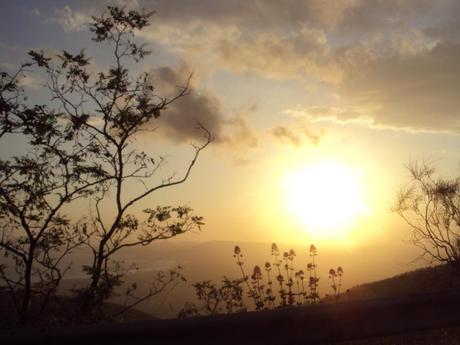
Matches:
[[182, 242, 344, 316]]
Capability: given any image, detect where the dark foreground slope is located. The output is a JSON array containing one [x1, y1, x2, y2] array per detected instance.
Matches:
[[0, 291, 156, 329], [2, 290, 460, 345], [339, 264, 460, 302], [339, 325, 460, 345]]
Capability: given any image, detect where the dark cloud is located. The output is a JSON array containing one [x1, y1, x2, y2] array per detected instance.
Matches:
[[150, 65, 225, 142], [150, 64, 259, 147]]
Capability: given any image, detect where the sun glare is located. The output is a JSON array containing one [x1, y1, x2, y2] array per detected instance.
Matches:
[[282, 160, 367, 239]]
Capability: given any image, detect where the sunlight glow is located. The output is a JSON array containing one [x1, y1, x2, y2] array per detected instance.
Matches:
[[282, 160, 367, 239]]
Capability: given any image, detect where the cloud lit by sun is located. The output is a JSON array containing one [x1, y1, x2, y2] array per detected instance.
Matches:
[[282, 160, 369, 240]]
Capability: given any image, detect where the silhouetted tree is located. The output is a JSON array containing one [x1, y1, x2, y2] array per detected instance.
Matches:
[[0, 6, 212, 324], [0, 61, 104, 324], [394, 161, 460, 271]]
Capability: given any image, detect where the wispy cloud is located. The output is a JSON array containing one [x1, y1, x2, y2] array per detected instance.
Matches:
[[271, 125, 323, 147]]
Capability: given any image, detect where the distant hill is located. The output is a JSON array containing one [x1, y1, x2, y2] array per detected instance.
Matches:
[[335, 264, 460, 303]]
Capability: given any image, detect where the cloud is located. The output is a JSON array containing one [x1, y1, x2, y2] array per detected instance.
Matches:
[[29, 1, 460, 133], [216, 28, 341, 83], [150, 64, 259, 148], [424, 11, 460, 41], [17, 74, 42, 90], [150, 64, 225, 142], [0, 61, 15, 73], [287, 106, 364, 122], [36, 1, 140, 32], [338, 0, 438, 34], [271, 126, 301, 146], [271, 125, 322, 146], [45, 0, 449, 47], [128, 2, 354, 83], [44, 1, 444, 86], [283, 40, 460, 133], [136, 0, 447, 87], [303, 128, 323, 146], [232, 157, 256, 166], [334, 42, 460, 132], [223, 115, 259, 149], [147, 0, 356, 31], [52, 5, 89, 32]]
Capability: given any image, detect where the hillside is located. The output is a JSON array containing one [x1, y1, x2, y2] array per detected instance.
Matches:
[[110, 258, 458, 319], [337, 264, 460, 303], [3, 290, 460, 345]]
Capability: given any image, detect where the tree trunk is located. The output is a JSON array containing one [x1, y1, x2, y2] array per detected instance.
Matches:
[[20, 252, 34, 325]]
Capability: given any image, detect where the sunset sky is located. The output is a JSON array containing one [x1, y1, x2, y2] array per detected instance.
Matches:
[[2, 0, 460, 264]]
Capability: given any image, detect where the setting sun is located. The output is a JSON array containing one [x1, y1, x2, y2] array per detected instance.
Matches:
[[282, 161, 367, 238]]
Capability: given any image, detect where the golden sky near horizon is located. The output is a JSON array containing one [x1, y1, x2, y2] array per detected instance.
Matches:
[[2, 0, 460, 261]]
